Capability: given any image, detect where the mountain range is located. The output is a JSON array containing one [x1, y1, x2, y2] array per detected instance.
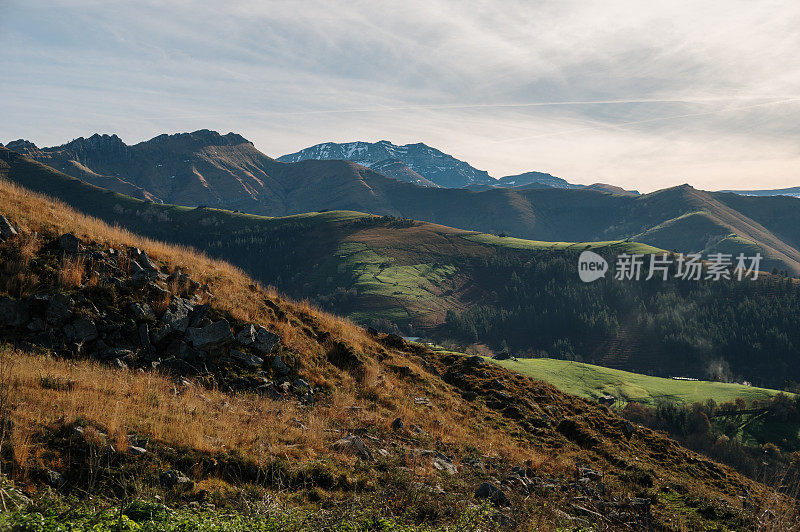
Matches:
[[5, 130, 800, 277]]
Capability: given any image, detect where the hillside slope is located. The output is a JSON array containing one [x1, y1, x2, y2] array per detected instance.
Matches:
[[0, 177, 795, 530]]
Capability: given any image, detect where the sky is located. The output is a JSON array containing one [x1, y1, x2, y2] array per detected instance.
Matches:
[[1, 0, 799, 192]]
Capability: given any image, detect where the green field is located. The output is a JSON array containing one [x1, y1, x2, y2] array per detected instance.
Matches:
[[485, 357, 783, 407], [463, 233, 663, 254]]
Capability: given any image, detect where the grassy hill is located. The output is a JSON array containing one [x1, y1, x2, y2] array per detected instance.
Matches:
[[484, 357, 783, 407], [1, 168, 796, 529]]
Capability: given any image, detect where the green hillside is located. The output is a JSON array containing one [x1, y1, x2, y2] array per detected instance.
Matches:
[[485, 357, 783, 407]]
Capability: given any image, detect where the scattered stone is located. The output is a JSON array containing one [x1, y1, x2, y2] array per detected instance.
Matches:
[[0, 296, 29, 326], [131, 248, 159, 271], [292, 378, 311, 392], [46, 294, 74, 326], [332, 434, 373, 460], [44, 469, 65, 488], [235, 324, 256, 345], [230, 349, 263, 370], [129, 446, 147, 456], [253, 326, 279, 353], [112, 358, 128, 370], [391, 417, 404, 431], [63, 317, 98, 342], [137, 323, 151, 350], [432, 457, 457, 475], [159, 470, 193, 489], [162, 298, 192, 332], [100, 346, 135, 360], [272, 355, 290, 376], [128, 302, 156, 322], [475, 482, 508, 506], [57, 233, 82, 253], [413, 396, 431, 406], [186, 319, 232, 349], [0, 215, 18, 240]]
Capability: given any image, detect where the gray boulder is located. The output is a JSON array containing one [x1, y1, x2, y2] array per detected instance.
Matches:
[[332, 434, 373, 460], [186, 319, 232, 350], [0, 215, 18, 240], [272, 355, 290, 376], [100, 347, 135, 360], [0, 297, 29, 326], [159, 470, 193, 489], [63, 317, 98, 342], [46, 294, 74, 326], [475, 482, 508, 505], [131, 248, 159, 272], [235, 324, 255, 345], [161, 298, 192, 332], [230, 349, 263, 370], [57, 233, 82, 253], [253, 326, 279, 353], [128, 302, 156, 322]]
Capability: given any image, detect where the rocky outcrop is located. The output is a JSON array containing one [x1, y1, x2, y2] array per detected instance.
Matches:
[[0, 232, 297, 396]]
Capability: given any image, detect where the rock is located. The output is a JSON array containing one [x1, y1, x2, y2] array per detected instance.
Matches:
[[579, 467, 602, 481], [151, 325, 171, 344], [332, 434, 373, 460], [253, 326, 279, 353], [137, 323, 151, 350], [230, 349, 263, 370], [129, 446, 147, 456], [26, 318, 45, 332], [128, 302, 156, 322], [391, 417, 404, 431], [235, 324, 256, 345], [475, 482, 508, 506], [63, 317, 98, 342], [186, 319, 232, 350], [57, 233, 82, 253], [0, 296, 29, 326], [623, 420, 636, 437], [45, 469, 65, 488], [111, 358, 129, 370], [292, 378, 311, 392], [46, 294, 74, 326], [366, 326, 378, 336], [162, 298, 192, 332], [0, 215, 18, 240], [131, 248, 158, 271], [188, 305, 210, 327], [160, 356, 199, 375], [432, 457, 457, 475], [159, 470, 193, 489], [100, 346, 135, 360], [272, 355, 290, 376]]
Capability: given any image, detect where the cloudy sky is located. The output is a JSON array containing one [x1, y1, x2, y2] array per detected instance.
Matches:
[[1, 0, 799, 192]]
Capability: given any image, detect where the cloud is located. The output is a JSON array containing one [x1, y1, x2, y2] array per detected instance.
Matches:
[[1, 0, 800, 192]]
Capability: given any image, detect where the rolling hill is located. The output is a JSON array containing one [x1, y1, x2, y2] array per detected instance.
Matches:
[[4, 146, 800, 390]]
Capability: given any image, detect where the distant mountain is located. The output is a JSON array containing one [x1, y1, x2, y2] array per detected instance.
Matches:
[[280, 140, 639, 195], [720, 186, 800, 198], [496, 170, 578, 189], [277, 140, 495, 188]]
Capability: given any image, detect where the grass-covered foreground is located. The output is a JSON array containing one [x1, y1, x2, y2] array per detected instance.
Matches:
[[484, 357, 784, 407]]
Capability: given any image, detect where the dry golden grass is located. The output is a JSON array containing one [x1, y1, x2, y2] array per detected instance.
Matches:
[[58, 255, 85, 288], [0, 177, 545, 472]]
